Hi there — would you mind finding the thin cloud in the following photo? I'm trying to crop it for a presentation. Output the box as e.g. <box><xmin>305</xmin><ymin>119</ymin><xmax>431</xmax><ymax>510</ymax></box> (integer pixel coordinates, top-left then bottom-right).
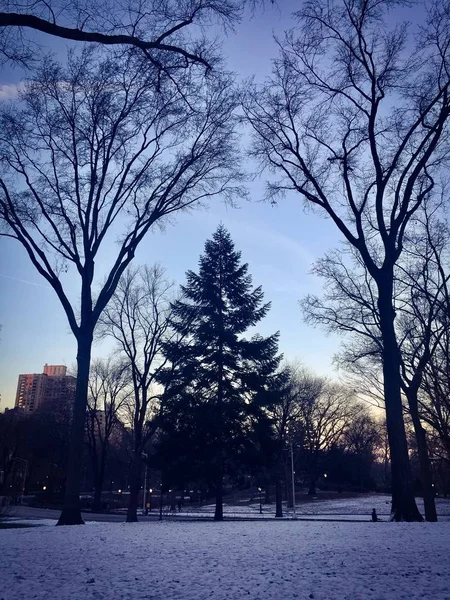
<box><xmin>212</xmin><ymin>214</ymin><xmax>316</xmax><ymax>267</ymax></box>
<box><xmin>0</xmin><ymin>273</ymin><xmax>51</xmax><ymax>289</ymax></box>
<box><xmin>0</xmin><ymin>82</ymin><xmax>25</xmax><ymax>101</ymax></box>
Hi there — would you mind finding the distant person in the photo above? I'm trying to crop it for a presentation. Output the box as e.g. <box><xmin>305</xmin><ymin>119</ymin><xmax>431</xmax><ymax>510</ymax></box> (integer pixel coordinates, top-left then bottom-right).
<box><xmin>371</xmin><ymin>508</ymin><xmax>379</xmax><ymax>522</ymax></box>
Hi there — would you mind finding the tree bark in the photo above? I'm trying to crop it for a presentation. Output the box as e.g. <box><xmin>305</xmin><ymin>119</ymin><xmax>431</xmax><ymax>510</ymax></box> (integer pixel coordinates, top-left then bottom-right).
<box><xmin>308</xmin><ymin>479</ymin><xmax>317</xmax><ymax>496</ymax></box>
<box><xmin>126</xmin><ymin>452</ymin><xmax>142</xmax><ymax>523</ymax></box>
<box><xmin>407</xmin><ymin>390</ymin><xmax>437</xmax><ymax>521</ymax></box>
<box><xmin>378</xmin><ymin>275</ymin><xmax>423</xmax><ymax>521</ymax></box>
<box><xmin>443</xmin><ymin>436</ymin><xmax>450</xmax><ymax>463</ymax></box>
<box><xmin>275</xmin><ymin>477</ymin><xmax>283</xmax><ymax>517</ymax></box>
<box><xmin>57</xmin><ymin>330</ymin><xmax>93</xmax><ymax>525</ymax></box>
<box><xmin>214</xmin><ymin>470</ymin><xmax>224</xmax><ymax>521</ymax></box>
<box><xmin>93</xmin><ymin>484</ymin><xmax>102</xmax><ymax>512</ymax></box>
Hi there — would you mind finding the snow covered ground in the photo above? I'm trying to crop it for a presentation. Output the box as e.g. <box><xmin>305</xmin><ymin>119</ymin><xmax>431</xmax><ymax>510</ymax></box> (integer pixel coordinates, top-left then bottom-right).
<box><xmin>6</xmin><ymin>493</ymin><xmax>450</xmax><ymax>522</ymax></box>
<box><xmin>1</xmin><ymin>519</ymin><xmax>450</xmax><ymax>600</ymax></box>
<box><xmin>165</xmin><ymin>493</ymin><xmax>450</xmax><ymax>520</ymax></box>
<box><xmin>290</xmin><ymin>494</ymin><xmax>450</xmax><ymax>517</ymax></box>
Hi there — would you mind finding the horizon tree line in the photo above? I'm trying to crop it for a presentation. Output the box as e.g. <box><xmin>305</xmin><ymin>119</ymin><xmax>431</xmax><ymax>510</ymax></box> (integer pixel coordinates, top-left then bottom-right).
<box><xmin>4</xmin><ymin>225</ymin><xmax>450</xmax><ymax>523</ymax></box>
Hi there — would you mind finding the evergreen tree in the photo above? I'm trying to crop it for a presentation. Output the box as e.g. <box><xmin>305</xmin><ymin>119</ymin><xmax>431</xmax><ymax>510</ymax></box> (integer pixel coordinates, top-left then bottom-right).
<box><xmin>159</xmin><ymin>225</ymin><xmax>281</xmax><ymax>520</ymax></box>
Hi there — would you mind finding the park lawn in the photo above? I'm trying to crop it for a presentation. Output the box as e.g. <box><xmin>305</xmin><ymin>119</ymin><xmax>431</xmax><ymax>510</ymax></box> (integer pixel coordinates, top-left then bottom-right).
<box><xmin>1</xmin><ymin>519</ymin><xmax>449</xmax><ymax>600</ymax></box>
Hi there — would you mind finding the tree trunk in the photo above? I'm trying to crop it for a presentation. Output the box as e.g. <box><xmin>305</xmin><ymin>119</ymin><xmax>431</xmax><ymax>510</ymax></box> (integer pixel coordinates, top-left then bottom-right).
<box><xmin>214</xmin><ymin>471</ymin><xmax>223</xmax><ymax>521</ymax></box>
<box><xmin>415</xmin><ymin>423</ymin><xmax>437</xmax><ymax>522</ymax></box>
<box><xmin>308</xmin><ymin>480</ymin><xmax>317</xmax><ymax>496</ymax></box>
<box><xmin>93</xmin><ymin>453</ymin><xmax>107</xmax><ymax>512</ymax></box>
<box><xmin>308</xmin><ymin>455</ymin><xmax>318</xmax><ymax>496</ymax></box>
<box><xmin>378</xmin><ymin>276</ymin><xmax>422</xmax><ymax>521</ymax></box>
<box><xmin>89</xmin><ymin>445</ymin><xmax>100</xmax><ymax>510</ymax></box>
<box><xmin>93</xmin><ymin>483</ymin><xmax>102</xmax><ymax>512</ymax></box>
<box><xmin>57</xmin><ymin>330</ymin><xmax>93</xmax><ymax>525</ymax></box>
<box><xmin>275</xmin><ymin>478</ymin><xmax>283</xmax><ymax>517</ymax></box>
<box><xmin>407</xmin><ymin>390</ymin><xmax>437</xmax><ymax>521</ymax></box>
<box><xmin>126</xmin><ymin>452</ymin><xmax>142</xmax><ymax>523</ymax></box>
<box><xmin>440</xmin><ymin>433</ymin><xmax>450</xmax><ymax>463</ymax></box>
<box><xmin>94</xmin><ymin>446</ymin><xmax>108</xmax><ymax>512</ymax></box>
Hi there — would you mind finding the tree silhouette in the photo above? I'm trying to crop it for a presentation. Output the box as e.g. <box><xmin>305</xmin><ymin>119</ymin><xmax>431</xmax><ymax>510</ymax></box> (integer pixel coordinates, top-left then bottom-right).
<box><xmin>159</xmin><ymin>225</ymin><xmax>281</xmax><ymax>520</ymax></box>
<box><xmin>302</xmin><ymin>211</ymin><xmax>449</xmax><ymax>521</ymax></box>
<box><xmin>243</xmin><ymin>0</ymin><xmax>450</xmax><ymax>520</ymax></box>
<box><xmin>0</xmin><ymin>49</ymin><xmax>242</xmax><ymax>525</ymax></box>
<box><xmin>99</xmin><ymin>265</ymin><xmax>176</xmax><ymax>523</ymax></box>
<box><xmin>0</xmin><ymin>0</ymin><xmax>242</xmax><ymax>68</ymax></box>
<box><xmin>86</xmin><ymin>358</ymin><xmax>130</xmax><ymax>512</ymax></box>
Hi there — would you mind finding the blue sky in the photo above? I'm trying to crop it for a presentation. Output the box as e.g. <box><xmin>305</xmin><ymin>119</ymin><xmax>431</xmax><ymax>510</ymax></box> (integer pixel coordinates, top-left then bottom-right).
<box><xmin>0</xmin><ymin>2</ymin><xmax>369</xmax><ymax>408</ymax></box>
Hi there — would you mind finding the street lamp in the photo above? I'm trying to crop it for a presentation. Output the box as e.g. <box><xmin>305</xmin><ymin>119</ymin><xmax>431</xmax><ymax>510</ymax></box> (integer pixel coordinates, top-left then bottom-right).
<box><xmin>159</xmin><ymin>483</ymin><xmax>163</xmax><ymax>521</ymax></box>
<box><xmin>258</xmin><ymin>487</ymin><xmax>262</xmax><ymax>514</ymax></box>
<box><xmin>142</xmin><ymin>452</ymin><xmax>148</xmax><ymax>515</ymax></box>
<box><xmin>290</xmin><ymin>440</ymin><xmax>297</xmax><ymax>520</ymax></box>
<box><xmin>285</xmin><ymin>428</ymin><xmax>297</xmax><ymax>520</ymax></box>
<box><xmin>148</xmin><ymin>489</ymin><xmax>153</xmax><ymax>513</ymax></box>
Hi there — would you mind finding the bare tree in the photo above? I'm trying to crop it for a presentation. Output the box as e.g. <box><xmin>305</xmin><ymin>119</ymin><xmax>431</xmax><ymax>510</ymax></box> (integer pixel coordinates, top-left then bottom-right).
<box><xmin>343</xmin><ymin>408</ymin><xmax>383</xmax><ymax>490</ymax></box>
<box><xmin>243</xmin><ymin>0</ymin><xmax>450</xmax><ymax>520</ymax></box>
<box><xmin>419</xmin><ymin>219</ymin><xmax>450</xmax><ymax>461</ymax></box>
<box><xmin>296</xmin><ymin>380</ymin><xmax>356</xmax><ymax>495</ymax></box>
<box><xmin>86</xmin><ymin>358</ymin><xmax>130</xmax><ymax>512</ymax></box>
<box><xmin>344</xmin><ymin>409</ymin><xmax>381</xmax><ymax>456</ymax></box>
<box><xmin>302</xmin><ymin>219</ymin><xmax>447</xmax><ymax>520</ymax></box>
<box><xmin>99</xmin><ymin>265</ymin><xmax>175</xmax><ymax>522</ymax></box>
<box><xmin>0</xmin><ymin>47</ymin><xmax>242</xmax><ymax>525</ymax></box>
<box><xmin>421</xmin><ymin>340</ymin><xmax>450</xmax><ymax>461</ymax></box>
<box><xmin>0</xmin><ymin>0</ymin><xmax>242</xmax><ymax>69</ymax></box>
<box><xmin>265</xmin><ymin>363</ymin><xmax>323</xmax><ymax>516</ymax></box>
<box><xmin>395</xmin><ymin>216</ymin><xmax>449</xmax><ymax>520</ymax></box>
<box><xmin>266</xmin><ymin>365</ymin><xmax>355</xmax><ymax>505</ymax></box>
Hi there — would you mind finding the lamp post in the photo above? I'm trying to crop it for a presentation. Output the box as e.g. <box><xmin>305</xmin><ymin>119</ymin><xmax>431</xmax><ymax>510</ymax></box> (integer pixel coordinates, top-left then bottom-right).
<box><xmin>159</xmin><ymin>483</ymin><xmax>163</xmax><ymax>521</ymax></box>
<box><xmin>290</xmin><ymin>440</ymin><xmax>296</xmax><ymax>520</ymax></box>
<box><xmin>258</xmin><ymin>487</ymin><xmax>262</xmax><ymax>514</ymax></box>
<box><xmin>148</xmin><ymin>489</ymin><xmax>153</xmax><ymax>513</ymax></box>
<box><xmin>142</xmin><ymin>452</ymin><xmax>148</xmax><ymax>515</ymax></box>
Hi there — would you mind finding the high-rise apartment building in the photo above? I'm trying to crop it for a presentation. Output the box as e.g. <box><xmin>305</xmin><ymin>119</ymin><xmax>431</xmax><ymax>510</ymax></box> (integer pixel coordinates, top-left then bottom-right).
<box><xmin>43</xmin><ymin>364</ymin><xmax>67</xmax><ymax>377</ymax></box>
<box><xmin>15</xmin><ymin>365</ymin><xmax>75</xmax><ymax>413</ymax></box>
<box><xmin>15</xmin><ymin>373</ymin><xmax>48</xmax><ymax>412</ymax></box>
